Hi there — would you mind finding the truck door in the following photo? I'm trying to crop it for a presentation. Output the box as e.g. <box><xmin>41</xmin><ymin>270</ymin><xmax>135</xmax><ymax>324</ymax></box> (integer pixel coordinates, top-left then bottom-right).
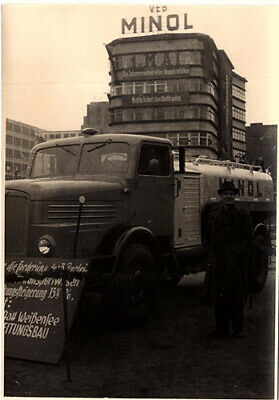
<box><xmin>174</xmin><ymin>173</ymin><xmax>201</xmax><ymax>247</ymax></box>
<box><xmin>133</xmin><ymin>142</ymin><xmax>174</xmax><ymax>237</ymax></box>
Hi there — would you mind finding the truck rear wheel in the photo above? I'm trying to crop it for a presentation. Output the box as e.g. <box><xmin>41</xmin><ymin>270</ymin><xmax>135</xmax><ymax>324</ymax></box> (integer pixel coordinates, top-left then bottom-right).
<box><xmin>252</xmin><ymin>233</ymin><xmax>269</xmax><ymax>292</ymax></box>
<box><xmin>103</xmin><ymin>243</ymin><xmax>157</xmax><ymax>328</ymax></box>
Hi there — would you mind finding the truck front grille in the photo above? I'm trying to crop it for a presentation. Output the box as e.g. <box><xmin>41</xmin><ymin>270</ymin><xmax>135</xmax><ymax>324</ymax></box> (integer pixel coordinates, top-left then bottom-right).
<box><xmin>5</xmin><ymin>191</ymin><xmax>29</xmax><ymax>255</ymax></box>
<box><xmin>48</xmin><ymin>203</ymin><xmax>117</xmax><ymax>223</ymax></box>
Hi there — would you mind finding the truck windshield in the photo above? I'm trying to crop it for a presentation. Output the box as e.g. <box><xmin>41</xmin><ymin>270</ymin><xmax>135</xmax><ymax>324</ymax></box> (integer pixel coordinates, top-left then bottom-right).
<box><xmin>31</xmin><ymin>145</ymin><xmax>79</xmax><ymax>178</ymax></box>
<box><xmin>79</xmin><ymin>142</ymin><xmax>130</xmax><ymax>176</ymax></box>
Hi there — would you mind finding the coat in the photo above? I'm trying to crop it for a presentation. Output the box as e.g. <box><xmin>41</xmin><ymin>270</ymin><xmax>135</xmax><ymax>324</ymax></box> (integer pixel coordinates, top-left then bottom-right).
<box><xmin>203</xmin><ymin>202</ymin><xmax>253</xmax><ymax>307</ymax></box>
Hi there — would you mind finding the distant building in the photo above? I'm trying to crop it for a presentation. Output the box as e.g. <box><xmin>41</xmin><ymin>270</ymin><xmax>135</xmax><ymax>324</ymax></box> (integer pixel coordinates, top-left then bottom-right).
<box><xmin>81</xmin><ymin>101</ymin><xmax>111</xmax><ymax>133</ymax></box>
<box><xmin>106</xmin><ymin>32</ymin><xmax>247</xmax><ymax>160</ymax></box>
<box><xmin>41</xmin><ymin>130</ymin><xmax>81</xmax><ymax>141</ymax></box>
<box><xmin>232</xmin><ymin>72</ymin><xmax>247</xmax><ymax>160</ymax></box>
<box><xmin>5</xmin><ymin>118</ymin><xmax>45</xmax><ymax>180</ymax></box>
<box><xmin>246</xmin><ymin>123</ymin><xmax>277</xmax><ymax>183</ymax></box>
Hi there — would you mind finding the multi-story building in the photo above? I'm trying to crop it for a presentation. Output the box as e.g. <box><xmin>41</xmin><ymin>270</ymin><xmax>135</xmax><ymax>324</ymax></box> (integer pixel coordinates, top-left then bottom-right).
<box><xmin>106</xmin><ymin>33</ymin><xmax>247</xmax><ymax>160</ymax></box>
<box><xmin>41</xmin><ymin>130</ymin><xmax>81</xmax><ymax>141</ymax></box>
<box><xmin>232</xmin><ymin>72</ymin><xmax>247</xmax><ymax>160</ymax></box>
<box><xmin>5</xmin><ymin>118</ymin><xmax>45</xmax><ymax>180</ymax></box>
<box><xmin>246</xmin><ymin>123</ymin><xmax>277</xmax><ymax>184</ymax></box>
<box><xmin>81</xmin><ymin>101</ymin><xmax>111</xmax><ymax>133</ymax></box>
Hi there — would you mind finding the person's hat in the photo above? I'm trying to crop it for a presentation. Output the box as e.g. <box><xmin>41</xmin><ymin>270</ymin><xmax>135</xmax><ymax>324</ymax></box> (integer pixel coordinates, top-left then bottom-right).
<box><xmin>217</xmin><ymin>181</ymin><xmax>239</xmax><ymax>195</ymax></box>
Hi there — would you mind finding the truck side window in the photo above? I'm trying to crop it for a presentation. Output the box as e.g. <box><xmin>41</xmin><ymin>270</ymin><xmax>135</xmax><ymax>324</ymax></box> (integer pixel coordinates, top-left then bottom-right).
<box><xmin>138</xmin><ymin>144</ymin><xmax>170</xmax><ymax>176</ymax></box>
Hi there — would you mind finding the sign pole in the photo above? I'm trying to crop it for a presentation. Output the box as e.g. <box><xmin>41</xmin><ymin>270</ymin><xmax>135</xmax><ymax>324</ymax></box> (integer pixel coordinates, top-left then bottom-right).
<box><xmin>62</xmin><ymin>272</ymin><xmax>72</xmax><ymax>382</ymax></box>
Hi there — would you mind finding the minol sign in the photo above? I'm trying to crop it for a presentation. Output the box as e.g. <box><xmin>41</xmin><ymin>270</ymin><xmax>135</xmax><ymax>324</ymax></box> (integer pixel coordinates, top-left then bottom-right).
<box><xmin>122</xmin><ymin>6</ymin><xmax>193</xmax><ymax>34</ymax></box>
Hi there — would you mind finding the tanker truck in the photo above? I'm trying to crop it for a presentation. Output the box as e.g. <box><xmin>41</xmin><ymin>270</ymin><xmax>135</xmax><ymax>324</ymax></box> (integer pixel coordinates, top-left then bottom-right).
<box><xmin>5</xmin><ymin>132</ymin><xmax>275</xmax><ymax>326</ymax></box>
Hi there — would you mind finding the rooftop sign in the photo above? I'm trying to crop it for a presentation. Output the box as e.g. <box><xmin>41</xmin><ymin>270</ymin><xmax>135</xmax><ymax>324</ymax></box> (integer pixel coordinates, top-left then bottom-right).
<box><xmin>122</xmin><ymin>6</ymin><xmax>193</xmax><ymax>35</ymax></box>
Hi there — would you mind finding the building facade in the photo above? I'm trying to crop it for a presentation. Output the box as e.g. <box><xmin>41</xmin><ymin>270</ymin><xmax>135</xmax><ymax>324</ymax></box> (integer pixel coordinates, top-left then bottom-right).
<box><xmin>246</xmin><ymin>123</ymin><xmax>277</xmax><ymax>183</ymax></box>
<box><xmin>41</xmin><ymin>130</ymin><xmax>81</xmax><ymax>141</ymax></box>
<box><xmin>5</xmin><ymin>119</ymin><xmax>83</xmax><ymax>180</ymax></box>
<box><xmin>82</xmin><ymin>101</ymin><xmax>111</xmax><ymax>133</ymax></box>
<box><xmin>106</xmin><ymin>33</ymin><xmax>246</xmax><ymax>160</ymax></box>
<box><xmin>232</xmin><ymin>72</ymin><xmax>247</xmax><ymax>160</ymax></box>
<box><xmin>5</xmin><ymin>119</ymin><xmax>45</xmax><ymax>180</ymax></box>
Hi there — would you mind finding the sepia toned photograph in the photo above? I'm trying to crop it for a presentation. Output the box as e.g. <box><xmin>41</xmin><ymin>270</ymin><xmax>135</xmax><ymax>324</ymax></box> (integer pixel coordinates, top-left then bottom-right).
<box><xmin>2</xmin><ymin>2</ymin><xmax>277</xmax><ymax>398</ymax></box>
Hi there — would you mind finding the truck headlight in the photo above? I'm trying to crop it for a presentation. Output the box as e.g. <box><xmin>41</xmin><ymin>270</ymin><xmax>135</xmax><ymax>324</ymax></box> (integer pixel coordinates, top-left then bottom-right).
<box><xmin>38</xmin><ymin>235</ymin><xmax>56</xmax><ymax>256</ymax></box>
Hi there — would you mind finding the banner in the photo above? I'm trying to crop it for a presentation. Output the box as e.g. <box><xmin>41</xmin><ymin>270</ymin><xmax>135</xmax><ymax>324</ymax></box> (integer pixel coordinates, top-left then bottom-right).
<box><xmin>122</xmin><ymin>92</ymin><xmax>190</xmax><ymax>107</ymax></box>
<box><xmin>4</xmin><ymin>257</ymin><xmax>89</xmax><ymax>364</ymax></box>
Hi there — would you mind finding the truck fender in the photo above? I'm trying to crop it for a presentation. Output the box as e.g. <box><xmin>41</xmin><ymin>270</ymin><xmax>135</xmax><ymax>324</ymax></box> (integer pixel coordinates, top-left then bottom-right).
<box><xmin>253</xmin><ymin>223</ymin><xmax>271</xmax><ymax>246</ymax></box>
<box><xmin>111</xmin><ymin>226</ymin><xmax>162</xmax><ymax>274</ymax></box>
<box><xmin>251</xmin><ymin>223</ymin><xmax>272</xmax><ymax>292</ymax></box>
<box><xmin>253</xmin><ymin>223</ymin><xmax>272</xmax><ymax>254</ymax></box>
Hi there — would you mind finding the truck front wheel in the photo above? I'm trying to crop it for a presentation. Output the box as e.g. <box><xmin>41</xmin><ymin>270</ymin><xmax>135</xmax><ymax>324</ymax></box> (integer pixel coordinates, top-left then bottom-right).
<box><xmin>103</xmin><ymin>243</ymin><xmax>157</xmax><ymax>328</ymax></box>
<box><xmin>251</xmin><ymin>233</ymin><xmax>269</xmax><ymax>292</ymax></box>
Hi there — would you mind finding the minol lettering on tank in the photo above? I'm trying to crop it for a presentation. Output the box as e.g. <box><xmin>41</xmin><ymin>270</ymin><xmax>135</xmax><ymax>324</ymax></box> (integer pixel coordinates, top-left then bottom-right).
<box><xmin>219</xmin><ymin>178</ymin><xmax>263</xmax><ymax>198</ymax></box>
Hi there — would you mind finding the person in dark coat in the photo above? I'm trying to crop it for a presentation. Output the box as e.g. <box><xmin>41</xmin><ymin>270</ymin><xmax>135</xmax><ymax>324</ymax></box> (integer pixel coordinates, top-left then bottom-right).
<box><xmin>204</xmin><ymin>181</ymin><xmax>253</xmax><ymax>337</ymax></box>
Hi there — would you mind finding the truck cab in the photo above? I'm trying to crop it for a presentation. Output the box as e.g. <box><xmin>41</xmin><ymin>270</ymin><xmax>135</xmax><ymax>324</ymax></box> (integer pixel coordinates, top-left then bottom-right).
<box><xmin>5</xmin><ymin>134</ymin><xmax>174</xmax><ymax>261</ymax></box>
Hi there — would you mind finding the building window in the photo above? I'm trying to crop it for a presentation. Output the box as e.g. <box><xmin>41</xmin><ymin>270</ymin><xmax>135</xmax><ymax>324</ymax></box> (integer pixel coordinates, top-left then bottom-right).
<box><xmin>22</xmin><ymin>139</ymin><xmax>29</xmax><ymax>148</ymax></box>
<box><xmin>22</xmin><ymin>151</ymin><xmax>29</xmax><ymax>160</ymax></box>
<box><xmin>125</xmin><ymin>82</ymin><xmax>134</xmax><ymax>94</ymax></box>
<box><xmin>6</xmin><ymin>121</ymin><xmax>13</xmax><ymax>130</ymax></box>
<box><xmin>145</xmin><ymin>81</ymin><xmax>156</xmax><ymax>94</ymax></box>
<box><xmin>233</xmin><ymin>149</ymin><xmax>246</xmax><ymax>159</ymax></box>
<box><xmin>111</xmin><ymin>105</ymin><xmax>218</xmax><ymax>123</ymax></box>
<box><xmin>22</xmin><ymin>126</ymin><xmax>29</xmax><ymax>135</ymax></box>
<box><xmin>14</xmin><ymin>124</ymin><xmax>22</xmax><ymax>133</ymax></box>
<box><xmin>14</xmin><ymin>150</ymin><xmax>21</xmax><ymax>160</ymax></box>
<box><xmin>135</xmin><ymin>82</ymin><xmax>144</xmax><ymax>94</ymax></box>
<box><xmin>200</xmin><ymin>132</ymin><xmax>207</xmax><ymax>146</ymax></box>
<box><xmin>6</xmin><ymin>148</ymin><xmax>13</xmax><ymax>158</ymax></box>
<box><xmin>232</xmin><ymin>106</ymin><xmax>246</xmax><ymax>122</ymax></box>
<box><xmin>232</xmin><ymin>85</ymin><xmax>245</xmax><ymax>101</ymax></box>
<box><xmin>115</xmin><ymin>109</ymin><xmax>123</xmax><ymax>122</ymax></box>
<box><xmin>166</xmin><ymin>133</ymin><xmax>179</xmax><ymax>146</ymax></box>
<box><xmin>232</xmin><ymin>127</ymin><xmax>246</xmax><ymax>142</ymax></box>
<box><xmin>6</xmin><ymin>135</ymin><xmax>13</xmax><ymax>144</ymax></box>
<box><xmin>14</xmin><ymin>137</ymin><xmax>21</xmax><ymax>147</ymax></box>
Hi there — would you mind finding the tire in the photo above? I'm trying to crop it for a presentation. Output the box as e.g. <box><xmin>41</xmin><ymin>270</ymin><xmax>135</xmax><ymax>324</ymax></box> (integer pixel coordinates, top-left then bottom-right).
<box><xmin>102</xmin><ymin>243</ymin><xmax>157</xmax><ymax>329</ymax></box>
<box><xmin>251</xmin><ymin>233</ymin><xmax>269</xmax><ymax>292</ymax></box>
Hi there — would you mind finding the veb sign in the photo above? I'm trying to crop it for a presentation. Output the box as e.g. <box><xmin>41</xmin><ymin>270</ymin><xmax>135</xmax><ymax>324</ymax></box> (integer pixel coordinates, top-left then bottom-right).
<box><xmin>122</xmin><ymin>6</ymin><xmax>193</xmax><ymax>35</ymax></box>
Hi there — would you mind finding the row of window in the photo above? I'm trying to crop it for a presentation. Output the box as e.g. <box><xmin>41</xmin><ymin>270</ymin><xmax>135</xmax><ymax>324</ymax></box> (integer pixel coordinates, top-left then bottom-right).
<box><xmin>45</xmin><ymin>133</ymin><xmax>78</xmax><ymax>140</ymax></box>
<box><xmin>166</xmin><ymin>131</ymin><xmax>218</xmax><ymax>149</ymax></box>
<box><xmin>110</xmin><ymin>79</ymin><xmax>218</xmax><ymax>98</ymax></box>
<box><xmin>6</xmin><ymin>148</ymin><xmax>30</xmax><ymax>160</ymax></box>
<box><xmin>6</xmin><ymin>121</ymin><xmax>37</xmax><ymax>137</ymax></box>
<box><xmin>112</xmin><ymin>50</ymin><xmax>203</xmax><ymax>70</ymax></box>
<box><xmin>6</xmin><ymin>134</ymin><xmax>36</xmax><ymax>149</ymax></box>
<box><xmin>232</xmin><ymin>85</ymin><xmax>245</xmax><ymax>101</ymax></box>
<box><xmin>232</xmin><ymin>106</ymin><xmax>246</xmax><ymax>122</ymax></box>
<box><xmin>232</xmin><ymin>127</ymin><xmax>246</xmax><ymax>142</ymax></box>
<box><xmin>233</xmin><ymin>149</ymin><xmax>246</xmax><ymax>159</ymax></box>
<box><xmin>6</xmin><ymin>162</ymin><xmax>28</xmax><ymax>175</ymax></box>
<box><xmin>111</xmin><ymin>105</ymin><xmax>217</xmax><ymax>124</ymax></box>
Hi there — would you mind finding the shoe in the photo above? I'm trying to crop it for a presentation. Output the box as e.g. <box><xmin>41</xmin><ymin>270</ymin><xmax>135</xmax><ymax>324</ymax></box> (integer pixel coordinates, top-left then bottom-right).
<box><xmin>208</xmin><ymin>330</ymin><xmax>229</xmax><ymax>338</ymax></box>
<box><xmin>233</xmin><ymin>331</ymin><xmax>244</xmax><ymax>338</ymax></box>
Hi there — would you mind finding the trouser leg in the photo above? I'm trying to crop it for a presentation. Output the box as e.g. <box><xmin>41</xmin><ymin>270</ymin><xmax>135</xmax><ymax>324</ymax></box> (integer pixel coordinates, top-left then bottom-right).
<box><xmin>214</xmin><ymin>299</ymin><xmax>230</xmax><ymax>334</ymax></box>
<box><xmin>230</xmin><ymin>303</ymin><xmax>244</xmax><ymax>334</ymax></box>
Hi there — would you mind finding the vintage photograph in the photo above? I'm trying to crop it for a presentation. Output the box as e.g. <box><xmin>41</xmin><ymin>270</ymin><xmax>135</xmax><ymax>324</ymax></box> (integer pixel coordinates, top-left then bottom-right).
<box><xmin>2</xmin><ymin>2</ymin><xmax>277</xmax><ymax>398</ymax></box>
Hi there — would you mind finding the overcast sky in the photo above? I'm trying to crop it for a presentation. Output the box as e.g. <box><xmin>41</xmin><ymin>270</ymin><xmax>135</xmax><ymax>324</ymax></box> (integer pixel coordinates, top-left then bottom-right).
<box><xmin>2</xmin><ymin>2</ymin><xmax>279</xmax><ymax>131</ymax></box>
